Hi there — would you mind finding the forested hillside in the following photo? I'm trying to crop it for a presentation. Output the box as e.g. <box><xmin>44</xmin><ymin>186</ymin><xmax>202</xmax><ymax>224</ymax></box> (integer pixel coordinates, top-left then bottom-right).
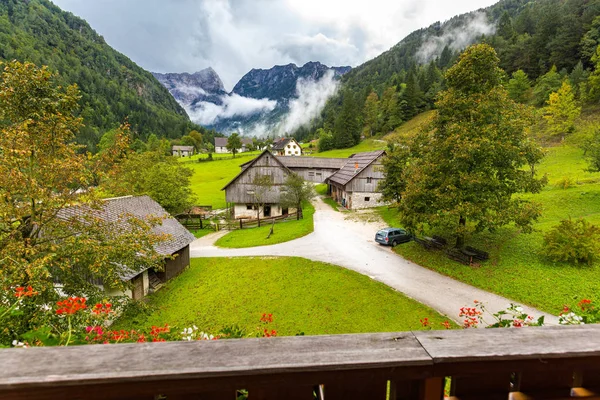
<box><xmin>309</xmin><ymin>0</ymin><xmax>600</xmax><ymax>150</ymax></box>
<box><xmin>0</xmin><ymin>0</ymin><xmax>200</xmax><ymax>151</ymax></box>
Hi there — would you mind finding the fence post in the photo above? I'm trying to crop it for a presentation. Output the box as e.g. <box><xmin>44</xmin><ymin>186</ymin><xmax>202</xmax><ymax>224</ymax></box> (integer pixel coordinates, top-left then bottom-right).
<box><xmin>200</xmin><ymin>218</ymin><xmax>203</xmax><ymax>230</ymax></box>
<box><xmin>240</xmin><ymin>219</ymin><xmax>243</xmax><ymax>230</ymax></box>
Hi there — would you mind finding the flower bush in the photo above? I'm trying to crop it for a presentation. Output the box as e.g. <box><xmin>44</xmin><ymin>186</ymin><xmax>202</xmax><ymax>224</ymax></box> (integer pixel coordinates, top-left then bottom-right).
<box><xmin>458</xmin><ymin>301</ymin><xmax>544</xmax><ymax>329</ymax></box>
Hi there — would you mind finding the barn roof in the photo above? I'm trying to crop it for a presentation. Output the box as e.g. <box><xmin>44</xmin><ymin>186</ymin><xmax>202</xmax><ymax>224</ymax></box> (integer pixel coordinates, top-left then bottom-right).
<box><xmin>172</xmin><ymin>145</ymin><xmax>194</xmax><ymax>152</ymax></box>
<box><xmin>58</xmin><ymin>195</ymin><xmax>195</xmax><ymax>257</ymax></box>
<box><xmin>276</xmin><ymin>156</ymin><xmax>347</xmax><ymax>169</ymax></box>
<box><xmin>327</xmin><ymin>150</ymin><xmax>386</xmax><ymax>187</ymax></box>
<box><xmin>221</xmin><ymin>149</ymin><xmax>291</xmax><ymax>191</ymax></box>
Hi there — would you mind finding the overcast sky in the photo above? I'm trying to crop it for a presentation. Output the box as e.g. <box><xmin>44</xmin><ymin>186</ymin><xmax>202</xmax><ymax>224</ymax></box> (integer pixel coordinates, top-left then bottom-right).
<box><xmin>51</xmin><ymin>0</ymin><xmax>499</xmax><ymax>91</ymax></box>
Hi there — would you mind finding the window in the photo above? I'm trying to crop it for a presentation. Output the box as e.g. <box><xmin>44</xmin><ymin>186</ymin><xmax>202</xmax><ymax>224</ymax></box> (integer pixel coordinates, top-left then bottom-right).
<box><xmin>366</xmin><ymin>177</ymin><xmax>373</xmax><ymax>184</ymax></box>
<box><xmin>265</xmin><ymin>156</ymin><xmax>270</xmax><ymax>165</ymax></box>
<box><xmin>316</xmin><ymin>172</ymin><xmax>322</xmax><ymax>177</ymax></box>
<box><xmin>308</xmin><ymin>172</ymin><xmax>315</xmax><ymax>177</ymax></box>
<box><xmin>287</xmin><ymin>144</ymin><xmax>291</xmax><ymax>148</ymax></box>
<box><xmin>246</xmin><ymin>204</ymin><xmax>253</xmax><ymax>210</ymax></box>
<box><xmin>292</xmin><ymin>144</ymin><xmax>296</xmax><ymax>149</ymax></box>
<box><xmin>295</xmin><ymin>151</ymin><xmax>298</xmax><ymax>155</ymax></box>
<box><xmin>365</xmin><ymin>197</ymin><xmax>370</xmax><ymax>202</ymax></box>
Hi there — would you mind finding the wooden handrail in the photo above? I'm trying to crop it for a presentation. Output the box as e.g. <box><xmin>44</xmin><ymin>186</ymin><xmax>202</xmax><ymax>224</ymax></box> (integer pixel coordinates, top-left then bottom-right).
<box><xmin>3</xmin><ymin>325</ymin><xmax>600</xmax><ymax>399</ymax></box>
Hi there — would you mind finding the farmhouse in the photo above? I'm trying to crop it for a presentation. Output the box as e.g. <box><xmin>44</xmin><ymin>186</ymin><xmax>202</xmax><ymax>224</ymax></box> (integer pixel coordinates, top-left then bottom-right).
<box><xmin>272</xmin><ymin>138</ymin><xmax>302</xmax><ymax>156</ymax></box>
<box><xmin>214</xmin><ymin>137</ymin><xmax>254</xmax><ymax>154</ymax></box>
<box><xmin>327</xmin><ymin>150</ymin><xmax>386</xmax><ymax>210</ymax></box>
<box><xmin>171</xmin><ymin>145</ymin><xmax>194</xmax><ymax>157</ymax></box>
<box><xmin>223</xmin><ymin>150</ymin><xmax>294</xmax><ymax>219</ymax></box>
<box><xmin>224</xmin><ymin>149</ymin><xmax>387</xmax><ymax>217</ymax></box>
<box><xmin>58</xmin><ymin>195</ymin><xmax>195</xmax><ymax>299</ymax></box>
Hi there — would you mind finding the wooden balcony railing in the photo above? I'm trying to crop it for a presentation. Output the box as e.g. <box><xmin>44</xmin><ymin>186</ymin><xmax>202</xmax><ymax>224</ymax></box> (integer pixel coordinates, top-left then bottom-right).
<box><xmin>2</xmin><ymin>325</ymin><xmax>600</xmax><ymax>400</ymax></box>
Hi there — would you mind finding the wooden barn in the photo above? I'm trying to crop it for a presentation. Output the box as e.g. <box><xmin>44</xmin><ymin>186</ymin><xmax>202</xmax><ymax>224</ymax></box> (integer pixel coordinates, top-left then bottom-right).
<box><xmin>326</xmin><ymin>150</ymin><xmax>387</xmax><ymax>210</ymax></box>
<box><xmin>58</xmin><ymin>195</ymin><xmax>196</xmax><ymax>299</ymax></box>
<box><xmin>223</xmin><ymin>150</ymin><xmax>296</xmax><ymax>219</ymax></box>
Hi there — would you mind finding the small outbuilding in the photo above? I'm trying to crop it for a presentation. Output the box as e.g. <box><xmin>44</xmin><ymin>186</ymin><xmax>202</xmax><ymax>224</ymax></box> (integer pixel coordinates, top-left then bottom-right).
<box><xmin>58</xmin><ymin>195</ymin><xmax>196</xmax><ymax>299</ymax></box>
<box><xmin>326</xmin><ymin>150</ymin><xmax>387</xmax><ymax>210</ymax></box>
<box><xmin>172</xmin><ymin>145</ymin><xmax>195</xmax><ymax>157</ymax></box>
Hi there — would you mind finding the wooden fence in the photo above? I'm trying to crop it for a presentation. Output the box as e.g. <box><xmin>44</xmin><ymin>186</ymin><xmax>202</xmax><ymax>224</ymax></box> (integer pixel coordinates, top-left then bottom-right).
<box><xmin>3</xmin><ymin>325</ymin><xmax>600</xmax><ymax>399</ymax></box>
<box><xmin>221</xmin><ymin>212</ymin><xmax>300</xmax><ymax>231</ymax></box>
<box><xmin>177</xmin><ymin>211</ymin><xmax>300</xmax><ymax>232</ymax></box>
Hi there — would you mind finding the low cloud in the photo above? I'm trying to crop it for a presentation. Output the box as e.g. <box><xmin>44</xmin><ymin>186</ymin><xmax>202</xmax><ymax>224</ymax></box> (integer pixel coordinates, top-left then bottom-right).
<box><xmin>188</xmin><ymin>94</ymin><xmax>277</xmax><ymax>126</ymax></box>
<box><xmin>278</xmin><ymin>70</ymin><xmax>340</xmax><ymax>134</ymax></box>
<box><xmin>416</xmin><ymin>12</ymin><xmax>495</xmax><ymax>63</ymax></box>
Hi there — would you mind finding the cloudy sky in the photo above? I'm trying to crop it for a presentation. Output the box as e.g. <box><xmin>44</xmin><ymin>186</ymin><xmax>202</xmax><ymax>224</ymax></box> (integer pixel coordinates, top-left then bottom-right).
<box><xmin>52</xmin><ymin>0</ymin><xmax>499</xmax><ymax>90</ymax></box>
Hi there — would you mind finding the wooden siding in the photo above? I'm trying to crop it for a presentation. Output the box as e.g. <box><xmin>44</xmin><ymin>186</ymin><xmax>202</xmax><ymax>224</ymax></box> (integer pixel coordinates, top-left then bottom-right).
<box><xmin>347</xmin><ymin>158</ymin><xmax>386</xmax><ymax>193</ymax></box>
<box><xmin>225</xmin><ymin>152</ymin><xmax>290</xmax><ymax>204</ymax></box>
<box><xmin>157</xmin><ymin>245</ymin><xmax>190</xmax><ymax>282</ymax></box>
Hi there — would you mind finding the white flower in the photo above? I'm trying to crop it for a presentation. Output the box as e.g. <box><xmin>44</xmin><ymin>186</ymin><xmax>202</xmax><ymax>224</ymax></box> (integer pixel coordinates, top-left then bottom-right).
<box><xmin>12</xmin><ymin>340</ymin><xmax>27</xmax><ymax>348</ymax></box>
<box><xmin>514</xmin><ymin>306</ymin><xmax>524</xmax><ymax>313</ymax></box>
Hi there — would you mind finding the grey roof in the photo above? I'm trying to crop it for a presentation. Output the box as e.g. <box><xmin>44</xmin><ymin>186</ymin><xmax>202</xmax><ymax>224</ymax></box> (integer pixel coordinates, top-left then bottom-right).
<box><xmin>222</xmin><ymin>149</ymin><xmax>291</xmax><ymax>190</ymax></box>
<box><xmin>58</xmin><ymin>195</ymin><xmax>195</xmax><ymax>257</ymax></box>
<box><xmin>215</xmin><ymin>137</ymin><xmax>253</xmax><ymax>147</ymax></box>
<box><xmin>172</xmin><ymin>145</ymin><xmax>194</xmax><ymax>152</ymax></box>
<box><xmin>327</xmin><ymin>150</ymin><xmax>386</xmax><ymax>187</ymax></box>
<box><xmin>272</xmin><ymin>138</ymin><xmax>293</xmax><ymax>150</ymax></box>
<box><xmin>276</xmin><ymin>156</ymin><xmax>347</xmax><ymax>169</ymax></box>
<box><xmin>214</xmin><ymin>137</ymin><xmax>228</xmax><ymax>147</ymax></box>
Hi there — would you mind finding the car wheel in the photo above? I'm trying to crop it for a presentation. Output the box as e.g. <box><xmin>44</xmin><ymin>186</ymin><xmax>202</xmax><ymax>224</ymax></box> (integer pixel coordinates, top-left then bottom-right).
<box><xmin>391</xmin><ymin>240</ymin><xmax>398</xmax><ymax>246</ymax></box>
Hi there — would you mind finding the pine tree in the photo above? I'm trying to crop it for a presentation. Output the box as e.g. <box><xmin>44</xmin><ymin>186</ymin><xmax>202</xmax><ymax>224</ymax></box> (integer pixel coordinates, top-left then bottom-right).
<box><xmin>533</xmin><ymin>66</ymin><xmax>563</xmax><ymax>105</ymax></box>
<box><xmin>363</xmin><ymin>90</ymin><xmax>380</xmax><ymax>137</ymax></box>
<box><xmin>333</xmin><ymin>92</ymin><xmax>360</xmax><ymax>148</ymax></box>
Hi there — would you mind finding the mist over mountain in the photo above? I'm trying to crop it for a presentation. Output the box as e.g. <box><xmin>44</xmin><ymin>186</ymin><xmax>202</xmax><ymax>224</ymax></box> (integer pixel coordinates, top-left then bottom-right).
<box><xmin>157</xmin><ymin>61</ymin><xmax>351</xmax><ymax>137</ymax></box>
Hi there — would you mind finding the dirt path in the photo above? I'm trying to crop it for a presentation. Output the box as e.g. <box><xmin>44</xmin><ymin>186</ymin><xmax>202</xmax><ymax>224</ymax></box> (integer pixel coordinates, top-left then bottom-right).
<box><xmin>190</xmin><ymin>197</ymin><xmax>559</xmax><ymax>325</ymax></box>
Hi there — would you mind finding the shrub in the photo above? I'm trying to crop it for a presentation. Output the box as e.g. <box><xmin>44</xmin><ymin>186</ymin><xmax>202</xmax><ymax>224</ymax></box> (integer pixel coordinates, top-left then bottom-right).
<box><xmin>543</xmin><ymin>218</ymin><xmax>600</xmax><ymax>265</ymax></box>
<box><xmin>557</xmin><ymin>176</ymin><xmax>574</xmax><ymax>189</ymax></box>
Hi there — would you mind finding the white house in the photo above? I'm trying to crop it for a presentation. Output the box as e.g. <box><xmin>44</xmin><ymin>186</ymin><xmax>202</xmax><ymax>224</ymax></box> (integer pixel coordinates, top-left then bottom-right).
<box><xmin>272</xmin><ymin>138</ymin><xmax>302</xmax><ymax>156</ymax></box>
<box><xmin>214</xmin><ymin>137</ymin><xmax>254</xmax><ymax>154</ymax></box>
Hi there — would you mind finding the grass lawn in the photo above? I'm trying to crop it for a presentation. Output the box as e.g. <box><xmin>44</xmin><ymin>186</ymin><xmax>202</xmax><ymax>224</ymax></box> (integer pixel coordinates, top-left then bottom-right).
<box><xmin>114</xmin><ymin>257</ymin><xmax>456</xmax><ymax>335</ymax></box>
<box><xmin>183</xmin><ymin>154</ymin><xmax>256</xmax><ymax>209</ymax></box>
<box><xmin>311</xmin><ymin>139</ymin><xmax>387</xmax><ymax>158</ymax></box>
<box><xmin>214</xmin><ymin>202</ymin><xmax>315</xmax><ymax>248</ymax></box>
<box><xmin>178</xmin><ymin>151</ymin><xmax>261</xmax><ymax>163</ymax></box>
<box><xmin>379</xmin><ymin>144</ymin><xmax>600</xmax><ymax>314</ymax></box>
<box><xmin>190</xmin><ymin>229</ymin><xmax>214</xmax><ymax>239</ymax></box>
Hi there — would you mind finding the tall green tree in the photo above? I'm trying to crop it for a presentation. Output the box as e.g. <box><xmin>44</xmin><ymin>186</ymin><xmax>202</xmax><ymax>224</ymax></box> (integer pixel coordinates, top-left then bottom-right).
<box><xmin>363</xmin><ymin>90</ymin><xmax>380</xmax><ymax>137</ymax></box>
<box><xmin>544</xmin><ymin>80</ymin><xmax>581</xmax><ymax>136</ymax></box>
<box><xmin>507</xmin><ymin>70</ymin><xmax>532</xmax><ymax>104</ymax></box>
<box><xmin>333</xmin><ymin>92</ymin><xmax>360</xmax><ymax>148</ymax></box>
<box><xmin>533</xmin><ymin>66</ymin><xmax>563</xmax><ymax>105</ymax></box>
<box><xmin>226</xmin><ymin>133</ymin><xmax>243</xmax><ymax>158</ymax></box>
<box><xmin>399</xmin><ymin>44</ymin><xmax>546</xmax><ymax>247</ymax></box>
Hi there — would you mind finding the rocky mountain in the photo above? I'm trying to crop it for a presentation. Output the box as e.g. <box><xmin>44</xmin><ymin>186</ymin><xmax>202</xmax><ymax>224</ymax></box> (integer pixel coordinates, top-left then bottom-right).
<box><xmin>156</xmin><ymin>61</ymin><xmax>350</xmax><ymax>136</ymax></box>
<box><xmin>153</xmin><ymin>68</ymin><xmax>227</xmax><ymax>106</ymax></box>
<box><xmin>232</xmin><ymin>62</ymin><xmax>351</xmax><ymax>103</ymax></box>
<box><xmin>0</xmin><ymin>0</ymin><xmax>200</xmax><ymax>151</ymax></box>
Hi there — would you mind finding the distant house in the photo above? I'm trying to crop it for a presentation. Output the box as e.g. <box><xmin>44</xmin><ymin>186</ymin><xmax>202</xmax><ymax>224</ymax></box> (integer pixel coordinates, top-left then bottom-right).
<box><xmin>172</xmin><ymin>145</ymin><xmax>194</xmax><ymax>157</ymax></box>
<box><xmin>272</xmin><ymin>138</ymin><xmax>302</xmax><ymax>156</ymax></box>
<box><xmin>214</xmin><ymin>137</ymin><xmax>254</xmax><ymax>154</ymax></box>
<box><xmin>58</xmin><ymin>195</ymin><xmax>196</xmax><ymax>299</ymax></box>
<box><xmin>326</xmin><ymin>150</ymin><xmax>387</xmax><ymax>210</ymax></box>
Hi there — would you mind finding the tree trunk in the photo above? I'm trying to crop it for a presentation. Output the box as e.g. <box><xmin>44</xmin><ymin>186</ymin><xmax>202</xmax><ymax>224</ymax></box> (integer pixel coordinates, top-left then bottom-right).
<box><xmin>297</xmin><ymin>204</ymin><xmax>301</xmax><ymax>220</ymax></box>
<box><xmin>455</xmin><ymin>216</ymin><xmax>466</xmax><ymax>248</ymax></box>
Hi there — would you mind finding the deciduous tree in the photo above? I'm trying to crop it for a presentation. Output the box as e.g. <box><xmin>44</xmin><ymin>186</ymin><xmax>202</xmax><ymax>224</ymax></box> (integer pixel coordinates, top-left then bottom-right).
<box><xmin>227</xmin><ymin>132</ymin><xmax>242</xmax><ymax>157</ymax></box>
<box><xmin>0</xmin><ymin>61</ymin><xmax>166</xmax><ymax>315</ymax></box>
<box><xmin>399</xmin><ymin>44</ymin><xmax>546</xmax><ymax>247</ymax></box>
<box><xmin>280</xmin><ymin>174</ymin><xmax>316</xmax><ymax>220</ymax></box>
<box><xmin>544</xmin><ymin>80</ymin><xmax>581</xmax><ymax>136</ymax></box>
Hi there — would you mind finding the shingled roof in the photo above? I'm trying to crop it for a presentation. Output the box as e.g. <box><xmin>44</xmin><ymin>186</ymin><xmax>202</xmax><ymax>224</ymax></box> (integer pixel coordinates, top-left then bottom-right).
<box><xmin>327</xmin><ymin>150</ymin><xmax>386</xmax><ymax>187</ymax></box>
<box><xmin>272</xmin><ymin>138</ymin><xmax>293</xmax><ymax>150</ymax></box>
<box><xmin>172</xmin><ymin>145</ymin><xmax>194</xmax><ymax>152</ymax></box>
<box><xmin>58</xmin><ymin>195</ymin><xmax>195</xmax><ymax>256</ymax></box>
<box><xmin>276</xmin><ymin>156</ymin><xmax>347</xmax><ymax>169</ymax></box>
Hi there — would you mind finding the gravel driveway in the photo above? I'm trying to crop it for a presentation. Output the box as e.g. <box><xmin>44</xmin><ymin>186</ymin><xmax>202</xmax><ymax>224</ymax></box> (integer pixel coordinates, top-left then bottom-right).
<box><xmin>190</xmin><ymin>198</ymin><xmax>559</xmax><ymax>325</ymax></box>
